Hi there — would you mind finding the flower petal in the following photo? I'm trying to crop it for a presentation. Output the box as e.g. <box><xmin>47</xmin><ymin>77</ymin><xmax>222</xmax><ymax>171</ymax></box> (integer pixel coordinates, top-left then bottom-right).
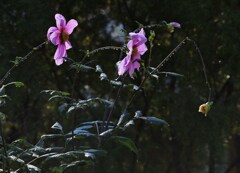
<box><xmin>49</xmin><ymin>30</ymin><xmax>61</xmax><ymax>45</ymax></box>
<box><xmin>47</xmin><ymin>26</ymin><xmax>58</xmax><ymax>40</ymax></box>
<box><xmin>54</xmin><ymin>44</ymin><xmax>67</xmax><ymax>65</ymax></box>
<box><xmin>118</xmin><ymin>56</ymin><xmax>130</xmax><ymax>76</ymax></box>
<box><xmin>129</xmin><ymin>29</ymin><xmax>147</xmax><ymax>46</ymax></box>
<box><xmin>169</xmin><ymin>22</ymin><xmax>181</xmax><ymax>28</ymax></box>
<box><xmin>55</xmin><ymin>13</ymin><xmax>66</xmax><ymax>29</ymax></box>
<box><xmin>128</xmin><ymin>63</ymin><xmax>135</xmax><ymax>78</ymax></box>
<box><xmin>65</xmin><ymin>19</ymin><xmax>78</xmax><ymax>35</ymax></box>
<box><xmin>137</xmin><ymin>43</ymin><xmax>148</xmax><ymax>55</ymax></box>
<box><xmin>65</xmin><ymin>41</ymin><xmax>72</xmax><ymax>50</ymax></box>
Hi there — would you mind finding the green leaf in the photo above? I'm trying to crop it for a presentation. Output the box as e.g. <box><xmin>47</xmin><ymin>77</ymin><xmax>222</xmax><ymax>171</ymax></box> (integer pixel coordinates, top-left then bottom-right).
<box><xmin>51</xmin><ymin>122</ymin><xmax>63</xmax><ymax>132</ymax></box>
<box><xmin>41</xmin><ymin>90</ymin><xmax>70</xmax><ymax>96</ymax></box>
<box><xmin>100</xmin><ymin>73</ymin><xmax>108</xmax><ymax>81</ymax></box>
<box><xmin>70</xmin><ymin>63</ymin><xmax>95</xmax><ymax>72</ymax></box>
<box><xmin>14</xmin><ymin>82</ymin><xmax>24</xmax><ymax>87</ymax></box>
<box><xmin>134</xmin><ymin>111</ymin><xmax>142</xmax><ymax>118</ymax></box>
<box><xmin>45</xmin><ymin>147</ymin><xmax>64</xmax><ymax>153</ymax></box>
<box><xmin>158</xmin><ymin>71</ymin><xmax>183</xmax><ymax>77</ymax></box>
<box><xmin>123</xmin><ymin>120</ymin><xmax>135</xmax><ymax>130</ymax></box>
<box><xmin>99</xmin><ymin>129</ymin><xmax>114</xmax><ymax>138</ymax></box>
<box><xmin>117</xmin><ymin>112</ymin><xmax>129</xmax><ymax>127</ymax></box>
<box><xmin>27</xmin><ymin>164</ymin><xmax>41</xmax><ymax>173</ymax></box>
<box><xmin>84</xmin><ymin>149</ymin><xmax>107</xmax><ymax>157</ymax></box>
<box><xmin>112</xmin><ymin>136</ymin><xmax>138</xmax><ymax>155</ymax></box>
<box><xmin>0</xmin><ymin>86</ymin><xmax>5</xmax><ymax>96</ymax></box>
<box><xmin>110</xmin><ymin>80</ymin><xmax>122</xmax><ymax>86</ymax></box>
<box><xmin>95</xmin><ymin>65</ymin><xmax>103</xmax><ymax>73</ymax></box>
<box><xmin>137</xmin><ymin>116</ymin><xmax>169</xmax><ymax>126</ymax></box>
<box><xmin>11</xmin><ymin>139</ymin><xmax>33</xmax><ymax>148</ymax></box>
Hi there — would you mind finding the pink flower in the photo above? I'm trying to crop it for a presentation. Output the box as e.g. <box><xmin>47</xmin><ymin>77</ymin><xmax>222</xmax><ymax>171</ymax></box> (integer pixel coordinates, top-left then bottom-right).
<box><xmin>117</xmin><ymin>28</ymin><xmax>148</xmax><ymax>78</ymax></box>
<box><xmin>47</xmin><ymin>14</ymin><xmax>78</xmax><ymax>65</ymax></box>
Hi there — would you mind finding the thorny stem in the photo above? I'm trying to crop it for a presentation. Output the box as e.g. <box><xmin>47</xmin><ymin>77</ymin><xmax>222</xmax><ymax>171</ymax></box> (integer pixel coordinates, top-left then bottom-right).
<box><xmin>0</xmin><ymin>41</ymin><xmax>48</xmax><ymax>86</ymax></box>
<box><xmin>80</xmin><ymin>46</ymin><xmax>123</xmax><ymax>64</ymax></box>
<box><xmin>125</xmin><ymin>37</ymin><xmax>188</xmax><ymax>110</ymax></box>
<box><xmin>134</xmin><ymin>23</ymin><xmax>167</xmax><ymax>33</ymax></box>
<box><xmin>0</xmin><ymin>120</ymin><xmax>10</xmax><ymax>173</ymax></box>
<box><xmin>124</xmin><ymin>37</ymin><xmax>212</xmax><ymax>110</ymax></box>
<box><xmin>186</xmin><ymin>38</ymin><xmax>212</xmax><ymax>101</ymax></box>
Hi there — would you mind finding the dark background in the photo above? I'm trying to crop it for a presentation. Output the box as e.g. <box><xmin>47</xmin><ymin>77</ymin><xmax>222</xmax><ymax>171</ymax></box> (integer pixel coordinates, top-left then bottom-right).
<box><xmin>1</xmin><ymin>1</ymin><xmax>240</xmax><ymax>172</ymax></box>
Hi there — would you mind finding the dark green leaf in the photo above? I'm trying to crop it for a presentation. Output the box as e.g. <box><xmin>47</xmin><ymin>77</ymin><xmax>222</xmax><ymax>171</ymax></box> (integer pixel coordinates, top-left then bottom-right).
<box><xmin>138</xmin><ymin>116</ymin><xmax>169</xmax><ymax>125</ymax></box>
<box><xmin>112</xmin><ymin>136</ymin><xmax>138</xmax><ymax>155</ymax></box>
<box><xmin>100</xmin><ymin>129</ymin><xmax>114</xmax><ymax>138</ymax></box>
<box><xmin>70</xmin><ymin>63</ymin><xmax>95</xmax><ymax>72</ymax></box>
<box><xmin>158</xmin><ymin>71</ymin><xmax>183</xmax><ymax>77</ymax></box>
<box><xmin>27</xmin><ymin>164</ymin><xmax>41</xmax><ymax>173</ymax></box>
<box><xmin>110</xmin><ymin>80</ymin><xmax>122</xmax><ymax>86</ymax></box>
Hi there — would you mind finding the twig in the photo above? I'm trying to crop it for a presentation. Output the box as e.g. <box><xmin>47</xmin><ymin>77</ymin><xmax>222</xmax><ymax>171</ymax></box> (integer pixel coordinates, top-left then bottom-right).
<box><xmin>125</xmin><ymin>37</ymin><xmax>188</xmax><ymax>110</ymax></box>
<box><xmin>105</xmin><ymin>75</ymin><xmax>126</xmax><ymax>130</ymax></box>
<box><xmin>0</xmin><ymin>41</ymin><xmax>48</xmax><ymax>86</ymax></box>
<box><xmin>186</xmin><ymin>38</ymin><xmax>212</xmax><ymax>101</ymax></box>
<box><xmin>80</xmin><ymin>46</ymin><xmax>123</xmax><ymax>64</ymax></box>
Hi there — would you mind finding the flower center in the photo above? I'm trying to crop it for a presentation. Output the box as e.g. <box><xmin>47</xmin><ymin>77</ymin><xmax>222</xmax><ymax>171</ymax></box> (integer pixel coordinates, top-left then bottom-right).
<box><xmin>131</xmin><ymin>46</ymin><xmax>138</xmax><ymax>58</ymax></box>
<box><xmin>61</xmin><ymin>30</ymin><xmax>69</xmax><ymax>43</ymax></box>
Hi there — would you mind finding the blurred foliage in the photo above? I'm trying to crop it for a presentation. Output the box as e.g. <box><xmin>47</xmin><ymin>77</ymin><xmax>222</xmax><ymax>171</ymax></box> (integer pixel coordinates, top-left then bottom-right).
<box><xmin>0</xmin><ymin>0</ymin><xmax>240</xmax><ymax>172</ymax></box>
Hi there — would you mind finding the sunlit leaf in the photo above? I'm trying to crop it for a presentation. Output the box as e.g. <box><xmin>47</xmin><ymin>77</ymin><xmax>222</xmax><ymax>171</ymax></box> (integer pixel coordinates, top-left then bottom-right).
<box><xmin>95</xmin><ymin>65</ymin><xmax>103</xmax><ymax>73</ymax></box>
<box><xmin>100</xmin><ymin>73</ymin><xmax>108</xmax><ymax>81</ymax></box>
<box><xmin>117</xmin><ymin>112</ymin><xmax>129</xmax><ymax>127</ymax></box>
<box><xmin>158</xmin><ymin>71</ymin><xmax>183</xmax><ymax>77</ymax></box>
<box><xmin>100</xmin><ymin>129</ymin><xmax>114</xmax><ymax>138</ymax></box>
<box><xmin>137</xmin><ymin>116</ymin><xmax>169</xmax><ymax>126</ymax></box>
<box><xmin>51</xmin><ymin>122</ymin><xmax>63</xmax><ymax>132</ymax></box>
<box><xmin>27</xmin><ymin>164</ymin><xmax>41</xmax><ymax>173</ymax></box>
<box><xmin>134</xmin><ymin>110</ymin><xmax>142</xmax><ymax>118</ymax></box>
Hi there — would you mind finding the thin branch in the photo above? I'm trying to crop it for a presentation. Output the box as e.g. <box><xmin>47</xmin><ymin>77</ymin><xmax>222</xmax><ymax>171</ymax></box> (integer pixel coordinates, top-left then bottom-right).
<box><xmin>0</xmin><ymin>41</ymin><xmax>48</xmax><ymax>86</ymax></box>
<box><xmin>80</xmin><ymin>46</ymin><xmax>123</xmax><ymax>64</ymax></box>
<box><xmin>125</xmin><ymin>37</ymin><xmax>188</xmax><ymax>110</ymax></box>
<box><xmin>186</xmin><ymin>37</ymin><xmax>212</xmax><ymax>101</ymax></box>
<box><xmin>105</xmin><ymin>75</ymin><xmax>126</xmax><ymax>130</ymax></box>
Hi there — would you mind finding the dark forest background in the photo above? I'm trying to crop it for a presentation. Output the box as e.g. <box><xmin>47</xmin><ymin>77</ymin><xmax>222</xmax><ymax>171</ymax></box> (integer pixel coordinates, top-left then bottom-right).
<box><xmin>1</xmin><ymin>1</ymin><xmax>240</xmax><ymax>172</ymax></box>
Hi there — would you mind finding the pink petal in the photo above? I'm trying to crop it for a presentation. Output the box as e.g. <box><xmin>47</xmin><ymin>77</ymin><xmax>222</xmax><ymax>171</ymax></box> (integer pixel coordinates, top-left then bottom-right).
<box><xmin>65</xmin><ymin>41</ymin><xmax>72</xmax><ymax>50</ymax></box>
<box><xmin>128</xmin><ymin>63</ymin><xmax>135</xmax><ymax>78</ymax></box>
<box><xmin>133</xmin><ymin>61</ymin><xmax>140</xmax><ymax>70</ymax></box>
<box><xmin>118</xmin><ymin>57</ymin><xmax>129</xmax><ymax>76</ymax></box>
<box><xmin>47</xmin><ymin>26</ymin><xmax>58</xmax><ymax>40</ymax></box>
<box><xmin>126</xmin><ymin>40</ymin><xmax>133</xmax><ymax>51</ymax></box>
<box><xmin>139</xmin><ymin>28</ymin><xmax>145</xmax><ymax>36</ymax></box>
<box><xmin>65</xmin><ymin>19</ymin><xmax>78</xmax><ymax>35</ymax></box>
<box><xmin>54</xmin><ymin>44</ymin><xmax>67</xmax><ymax>65</ymax></box>
<box><xmin>55</xmin><ymin>13</ymin><xmax>66</xmax><ymax>29</ymax></box>
<box><xmin>129</xmin><ymin>29</ymin><xmax>147</xmax><ymax>47</ymax></box>
<box><xmin>131</xmin><ymin>53</ymin><xmax>141</xmax><ymax>62</ymax></box>
<box><xmin>137</xmin><ymin>43</ymin><xmax>148</xmax><ymax>55</ymax></box>
<box><xmin>49</xmin><ymin>30</ymin><xmax>61</xmax><ymax>45</ymax></box>
<box><xmin>55</xmin><ymin>58</ymin><xmax>64</xmax><ymax>66</ymax></box>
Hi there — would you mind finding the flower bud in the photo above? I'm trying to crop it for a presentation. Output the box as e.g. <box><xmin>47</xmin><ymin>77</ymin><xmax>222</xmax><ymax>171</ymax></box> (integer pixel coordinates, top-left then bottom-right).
<box><xmin>198</xmin><ymin>101</ymin><xmax>213</xmax><ymax>116</ymax></box>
